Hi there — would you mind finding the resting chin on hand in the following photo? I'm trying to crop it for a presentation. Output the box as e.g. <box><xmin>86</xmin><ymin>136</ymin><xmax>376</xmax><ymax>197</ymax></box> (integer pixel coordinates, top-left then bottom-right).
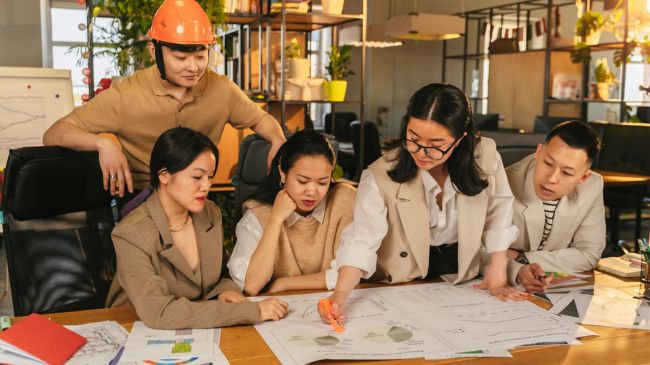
<box><xmin>517</xmin><ymin>263</ymin><xmax>552</xmax><ymax>293</ymax></box>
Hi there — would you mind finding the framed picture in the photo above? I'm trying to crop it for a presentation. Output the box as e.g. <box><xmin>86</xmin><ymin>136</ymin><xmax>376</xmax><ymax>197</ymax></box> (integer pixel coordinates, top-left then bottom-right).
<box><xmin>551</xmin><ymin>74</ymin><xmax>581</xmax><ymax>100</ymax></box>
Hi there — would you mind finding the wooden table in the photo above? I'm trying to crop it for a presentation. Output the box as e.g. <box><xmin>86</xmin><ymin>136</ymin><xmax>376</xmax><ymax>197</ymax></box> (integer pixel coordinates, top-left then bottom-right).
<box><xmin>595</xmin><ymin>170</ymin><xmax>650</xmax><ymax>251</ymax></box>
<box><xmin>32</xmin><ymin>271</ymin><xmax>650</xmax><ymax>364</ymax></box>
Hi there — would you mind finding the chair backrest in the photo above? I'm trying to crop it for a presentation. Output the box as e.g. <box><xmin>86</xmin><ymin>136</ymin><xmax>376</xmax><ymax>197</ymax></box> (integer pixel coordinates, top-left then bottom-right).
<box><xmin>324</xmin><ymin>112</ymin><xmax>357</xmax><ymax>142</ymax></box>
<box><xmin>233</xmin><ymin>134</ymin><xmax>271</xmax><ymax>222</ymax></box>
<box><xmin>480</xmin><ymin>131</ymin><xmax>546</xmax><ymax>167</ymax></box>
<box><xmin>590</xmin><ymin>121</ymin><xmax>650</xmax><ymax>175</ymax></box>
<box><xmin>473</xmin><ymin>113</ymin><xmax>499</xmax><ymax>131</ymax></box>
<box><xmin>533</xmin><ymin>115</ymin><xmax>575</xmax><ymax>134</ymax></box>
<box><xmin>1</xmin><ymin>147</ymin><xmax>116</xmax><ymax>316</ymax></box>
<box><xmin>350</xmin><ymin>121</ymin><xmax>382</xmax><ymax>170</ymax></box>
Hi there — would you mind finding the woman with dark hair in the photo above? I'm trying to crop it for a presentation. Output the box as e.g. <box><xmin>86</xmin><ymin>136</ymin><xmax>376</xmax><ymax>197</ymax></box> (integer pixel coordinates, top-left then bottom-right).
<box><xmin>106</xmin><ymin>127</ymin><xmax>288</xmax><ymax>329</ymax></box>
<box><xmin>228</xmin><ymin>130</ymin><xmax>356</xmax><ymax>296</ymax></box>
<box><xmin>319</xmin><ymin>83</ymin><xmax>526</xmax><ymax>323</ymax></box>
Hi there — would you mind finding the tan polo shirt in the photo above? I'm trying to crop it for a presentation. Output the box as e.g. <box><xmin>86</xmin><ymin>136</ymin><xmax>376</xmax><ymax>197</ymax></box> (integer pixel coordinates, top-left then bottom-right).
<box><xmin>68</xmin><ymin>66</ymin><xmax>274</xmax><ymax>190</ymax></box>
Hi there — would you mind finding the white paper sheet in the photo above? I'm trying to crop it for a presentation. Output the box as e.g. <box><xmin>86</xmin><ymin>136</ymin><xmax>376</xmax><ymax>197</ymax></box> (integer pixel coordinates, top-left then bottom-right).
<box><xmin>119</xmin><ymin>322</ymin><xmax>227</xmax><ymax>365</ymax></box>
<box><xmin>65</xmin><ymin>321</ymin><xmax>129</xmax><ymax>365</ymax></box>
<box><xmin>253</xmin><ymin>282</ymin><xmax>584</xmax><ymax>365</ymax></box>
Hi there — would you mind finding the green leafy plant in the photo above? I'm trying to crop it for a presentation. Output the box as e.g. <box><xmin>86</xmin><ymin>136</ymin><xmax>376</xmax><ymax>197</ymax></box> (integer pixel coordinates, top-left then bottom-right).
<box><xmin>71</xmin><ymin>0</ymin><xmax>226</xmax><ymax>76</ymax></box>
<box><xmin>570</xmin><ymin>10</ymin><xmax>604</xmax><ymax>64</ymax></box>
<box><xmin>594</xmin><ymin>58</ymin><xmax>615</xmax><ymax>83</ymax></box>
<box><xmin>325</xmin><ymin>44</ymin><xmax>354</xmax><ymax>81</ymax></box>
<box><xmin>575</xmin><ymin>11</ymin><xmax>604</xmax><ymax>41</ymax></box>
<box><xmin>613</xmin><ymin>37</ymin><xmax>650</xmax><ymax>67</ymax></box>
<box><xmin>285</xmin><ymin>38</ymin><xmax>302</xmax><ymax>59</ymax></box>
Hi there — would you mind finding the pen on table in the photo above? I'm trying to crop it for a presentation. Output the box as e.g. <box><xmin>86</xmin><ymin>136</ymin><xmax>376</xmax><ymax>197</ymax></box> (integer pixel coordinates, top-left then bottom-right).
<box><xmin>108</xmin><ymin>345</ymin><xmax>124</xmax><ymax>365</ymax></box>
<box><xmin>620</xmin><ymin>256</ymin><xmax>645</xmax><ymax>267</ymax></box>
<box><xmin>318</xmin><ymin>298</ymin><xmax>345</xmax><ymax>333</ymax></box>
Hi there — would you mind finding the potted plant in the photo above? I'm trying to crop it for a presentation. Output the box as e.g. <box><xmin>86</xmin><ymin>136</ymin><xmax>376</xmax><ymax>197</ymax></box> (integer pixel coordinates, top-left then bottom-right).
<box><xmin>570</xmin><ymin>10</ymin><xmax>604</xmax><ymax>64</ymax></box>
<box><xmin>285</xmin><ymin>38</ymin><xmax>310</xmax><ymax>80</ymax></box>
<box><xmin>72</xmin><ymin>0</ymin><xmax>226</xmax><ymax>77</ymax></box>
<box><xmin>324</xmin><ymin>44</ymin><xmax>353</xmax><ymax>102</ymax></box>
<box><xmin>592</xmin><ymin>58</ymin><xmax>616</xmax><ymax>100</ymax></box>
<box><xmin>322</xmin><ymin>0</ymin><xmax>345</xmax><ymax>15</ymax></box>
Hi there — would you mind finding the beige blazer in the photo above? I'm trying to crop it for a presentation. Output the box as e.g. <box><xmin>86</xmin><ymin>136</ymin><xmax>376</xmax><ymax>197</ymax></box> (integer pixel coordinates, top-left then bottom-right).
<box><xmin>505</xmin><ymin>154</ymin><xmax>606</xmax><ymax>283</ymax></box>
<box><xmin>368</xmin><ymin>137</ymin><xmax>498</xmax><ymax>285</ymax></box>
<box><xmin>106</xmin><ymin>191</ymin><xmax>260</xmax><ymax>329</ymax></box>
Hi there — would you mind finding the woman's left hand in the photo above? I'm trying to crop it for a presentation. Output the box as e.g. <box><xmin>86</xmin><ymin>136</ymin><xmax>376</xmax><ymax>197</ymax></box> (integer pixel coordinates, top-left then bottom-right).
<box><xmin>218</xmin><ymin>291</ymin><xmax>248</xmax><ymax>303</ymax></box>
<box><xmin>473</xmin><ymin>252</ymin><xmax>528</xmax><ymax>301</ymax></box>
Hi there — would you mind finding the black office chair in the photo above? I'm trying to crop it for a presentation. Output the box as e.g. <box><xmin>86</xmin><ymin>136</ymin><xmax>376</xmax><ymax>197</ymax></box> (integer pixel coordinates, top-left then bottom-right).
<box><xmin>233</xmin><ymin>133</ymin><xmax>338</xmax><ymax>222</ymax></box>
<box><xmin>350</xmin><ymin>121</ymin><xmax>382</xmax><ymax>173</ymax></box>
<box><xmin>1</xmin><ymin>147</ymin><xmax>116</xmax><ymax>316</ymax></box>
<box><xmin>479</xmin><ymin>131</ymin><xmax>546</xmax><ymax>167</ymax></box>
<box><xmin>533</xmin><ymin>116</ymin><xmax>576</xmax><ymax>134</ymax></box>
<box><xmin>589</xmin><ymin>121</ymin><xmax>650</xmax><ymax>250</ymax></box>
<box><xmin>324</xmin><ymin>112</ymin><xmax>357</xmax><ymax>142</ymax></box>
<box><xmin>473</xmin><ymin>113</ymin><xmax>499</xmax><ymax>131</ymax></box>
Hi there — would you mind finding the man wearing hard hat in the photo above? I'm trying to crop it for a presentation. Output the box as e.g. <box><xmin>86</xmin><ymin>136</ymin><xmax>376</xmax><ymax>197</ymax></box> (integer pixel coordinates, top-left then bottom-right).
<box><xmin>44</xmin><ymin>0</ymin><xmax>285</xmax><ymax>198</ymax></box>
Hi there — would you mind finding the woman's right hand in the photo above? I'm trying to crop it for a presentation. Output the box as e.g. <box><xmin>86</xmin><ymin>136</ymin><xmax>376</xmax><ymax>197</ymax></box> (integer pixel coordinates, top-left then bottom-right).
<box><xmin>258</xmin><ymin>297</ymin><xmax>289</xmax><ymax>321</ymax></box>
<box><xmin>270</xmin><ymin>190</ymin><xmax>297</xmax><ymax>222</ymax></box>
<box><xmin>318</xmin><ymin>291</ymin><xmax>347</xmax><ymax>324</ymax></box>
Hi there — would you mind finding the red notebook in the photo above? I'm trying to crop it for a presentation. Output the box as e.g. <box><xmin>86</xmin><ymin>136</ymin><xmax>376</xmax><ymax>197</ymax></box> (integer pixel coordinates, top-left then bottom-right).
<box><xmin>0</xmin><ymin>313</ymin><xmax>86</xmax><ymax>365</ymax></box>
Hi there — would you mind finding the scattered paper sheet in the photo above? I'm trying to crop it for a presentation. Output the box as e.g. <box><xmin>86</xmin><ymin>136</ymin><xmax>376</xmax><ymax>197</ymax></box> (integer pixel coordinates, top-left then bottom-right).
<box><xmin>253</xmin><ymin>281</ymin><xmax>588</xmax><ymax>365</ymax></box>
<box><xmin>65</xmin><ymin>321</ymin><xmax>128</xmax><ymax>365</ymax></box>
<box><xmin>119</xmin><ymin>322</ymin><xmax>228</xmax><ymax>365</ymax></box>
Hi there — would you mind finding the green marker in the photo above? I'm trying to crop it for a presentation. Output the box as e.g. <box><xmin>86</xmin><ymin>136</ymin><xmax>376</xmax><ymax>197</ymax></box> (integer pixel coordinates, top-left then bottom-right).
<box><xmin>0</xmin><ymin>316</ymin><xmax>11</xmax><ymax>331</ymax></box>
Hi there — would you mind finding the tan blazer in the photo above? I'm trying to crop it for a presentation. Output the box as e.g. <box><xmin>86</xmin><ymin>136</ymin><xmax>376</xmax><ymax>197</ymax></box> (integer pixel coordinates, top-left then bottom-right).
<box><xmin>368</xmin><ymin>137</ymin><xmax>498</xmax><ymax>285</ymax></box>
<box><xmin>505</xmin><ymin>154</ymin><xmax>606</xmax><ymax>283</ymax></box>
<box><xmin>106</xmin><ymin>191</ymin><xmax>260</xmax><ymax>329</ymax></box>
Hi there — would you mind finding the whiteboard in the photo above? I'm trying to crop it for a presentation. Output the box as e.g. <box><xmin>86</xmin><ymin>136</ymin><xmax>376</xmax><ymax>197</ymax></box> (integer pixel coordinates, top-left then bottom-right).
<box><xmin>0</xmin><ymin>67</ymin><xmax>74</xmax><ymax>168</ymax></box>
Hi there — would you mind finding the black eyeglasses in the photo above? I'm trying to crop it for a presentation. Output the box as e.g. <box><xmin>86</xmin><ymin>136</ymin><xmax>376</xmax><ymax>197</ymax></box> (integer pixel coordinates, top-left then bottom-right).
<box><xmin>402</xmin><ymin>138</ymin><xmax>459</xmax><ymax>160</ymax></box>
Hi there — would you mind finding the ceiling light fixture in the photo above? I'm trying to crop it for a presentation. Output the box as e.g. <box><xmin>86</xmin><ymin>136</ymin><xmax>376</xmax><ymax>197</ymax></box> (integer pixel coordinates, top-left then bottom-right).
<box><xmin>385</xmin><ymin>0</ymin><xmax>465</xmax><ymax>42</ymax></box>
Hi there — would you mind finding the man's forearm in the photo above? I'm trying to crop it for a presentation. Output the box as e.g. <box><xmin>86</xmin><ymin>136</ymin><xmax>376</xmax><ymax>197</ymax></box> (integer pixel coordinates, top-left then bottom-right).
<box><xmin>253</xmin><ymin>116</ymin><xmax>285</xmax><ymax>146</ymax></box>
<box><xmin>43</xmin><ymin>117</ymin><xmax>103</xmax><ymax>151</ymax></box>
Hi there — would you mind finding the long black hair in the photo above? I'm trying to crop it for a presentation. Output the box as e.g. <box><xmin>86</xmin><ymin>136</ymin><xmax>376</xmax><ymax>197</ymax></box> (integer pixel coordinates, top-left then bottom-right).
<box><xmin>246</xmin><ymin>129</ymin><xmax>336</xmax><ymax>205</ymax></box>
<box><xmin>121</xmin><ymin>127</ymin><xmax>218</xmax><ymax>217</ymax></box>
<box><xmin>387</xmin><ymin>83</ymin><xmax>488</xmax><ymax>196</ymax></box>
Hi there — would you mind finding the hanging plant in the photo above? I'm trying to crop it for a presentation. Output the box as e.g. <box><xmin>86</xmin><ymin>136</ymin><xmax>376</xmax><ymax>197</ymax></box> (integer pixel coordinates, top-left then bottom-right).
<box><xmin>571</xmin><ymin>10</ymin><xmax>604</xmax><ymax>64</ymax></box>
<box><xmin>70</xmin><ymin>0</ymin><xmax>226</xmax><ymax>76</ymax></box>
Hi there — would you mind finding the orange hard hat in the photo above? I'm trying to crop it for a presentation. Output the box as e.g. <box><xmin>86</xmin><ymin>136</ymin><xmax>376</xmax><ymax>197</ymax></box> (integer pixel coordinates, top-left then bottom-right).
<box><xmin>148</xmin><ymin>0</ymin><xmax>216</xmax><ymax>45</ymax></box>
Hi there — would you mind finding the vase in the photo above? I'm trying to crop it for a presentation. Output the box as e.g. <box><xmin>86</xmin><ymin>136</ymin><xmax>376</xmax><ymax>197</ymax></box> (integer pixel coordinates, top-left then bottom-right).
<box><xmin>322</xmin><ymin>0</ymin><xmax>345</xmax><ymax>15</ymax></box>
<box><xmin>324</xmin><ymin>80</ymin><xmax>347</xmax><ymax>101</ymax></box>
<box><xmin>287</xmin><ymin>58</ymin><xmax>310</xmax><ymax>80</ymax></box>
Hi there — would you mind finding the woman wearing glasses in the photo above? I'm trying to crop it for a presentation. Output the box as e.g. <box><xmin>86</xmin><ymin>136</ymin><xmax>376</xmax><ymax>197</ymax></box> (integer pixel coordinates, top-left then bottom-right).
<box><xmin>319</xmin><ymin>83</ymin><xmax>526</xmax><ymax>323</ymax></box>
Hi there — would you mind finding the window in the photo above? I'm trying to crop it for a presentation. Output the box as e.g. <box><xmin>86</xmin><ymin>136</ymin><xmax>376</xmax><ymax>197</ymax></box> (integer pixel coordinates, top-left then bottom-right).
<box><xmin>49</xmin><ymin>4</ymin><xmax>118</xmax><ymax>105</ymax></box>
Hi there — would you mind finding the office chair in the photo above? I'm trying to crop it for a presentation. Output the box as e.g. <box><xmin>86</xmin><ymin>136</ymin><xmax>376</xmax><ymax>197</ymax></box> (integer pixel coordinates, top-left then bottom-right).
<box><xmin>473</xmin><ymin>113</ymin><xmax>499</xmax><ymax>131</ymax></box>
<box><xmin>350</xmin><ymin>121</ymin><xmax>382</xmax><ymax>174</ymax></box>
<box><xmin>479</xmin><ymin>131</ymin><xmax>546</xmax><ymax>167</ymax></box>
<box><xmin>324</xmin><ymin>112</ymin><xmax>357</xmax><ymax>142</ymax></box>
<box><xmin>1</xmin><ymin>147</ymin><xmax>116</xmax><ymax>316</ymax></box>
<box><xmin>589</xmin><ymin>122</ymin><xmax>650</xmax><ymax>249</ymax></box>
<box><xmin>533</xmin><ymin>116</ymin><xmax>576</xmax><ymax>134</ymax></box>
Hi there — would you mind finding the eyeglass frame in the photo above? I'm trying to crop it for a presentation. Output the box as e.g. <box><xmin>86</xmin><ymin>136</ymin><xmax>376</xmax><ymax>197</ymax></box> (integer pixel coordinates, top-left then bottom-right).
<box><xmin>401</xmin><ymin>137</ymin><xmax>460</xmax><ymax>160</ymax></box>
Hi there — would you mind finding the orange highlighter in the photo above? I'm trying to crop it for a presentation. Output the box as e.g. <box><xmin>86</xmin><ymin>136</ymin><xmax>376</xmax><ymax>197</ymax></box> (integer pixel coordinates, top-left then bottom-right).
<box><xmin>318</xmin><ymin>298</ymin><xmax>345</xmax><ymax>333</ymax></box>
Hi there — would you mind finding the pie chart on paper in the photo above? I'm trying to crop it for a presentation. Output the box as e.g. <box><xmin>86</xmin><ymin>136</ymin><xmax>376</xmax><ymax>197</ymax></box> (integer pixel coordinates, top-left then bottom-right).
<box><xmin>361</xmin><ymin>325</ymin><xmax>414</xmax><ymax>343</ymax></box>
<box><xmin>285</xmin><ymin>333</ymin><xmax>341</xmax><ymax>347</ymax></box>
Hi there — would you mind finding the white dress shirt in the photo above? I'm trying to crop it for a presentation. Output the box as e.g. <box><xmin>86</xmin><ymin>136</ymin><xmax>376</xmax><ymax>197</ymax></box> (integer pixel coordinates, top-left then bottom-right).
<box><xmin>227</xmin><ymin>197</ymin><xmax>339</xmax><ymax>290</ymax></box>
<box><xmin>330</xmin><ymin>153</ymin><xmax>518</xmax><ymax>281</ymax></box>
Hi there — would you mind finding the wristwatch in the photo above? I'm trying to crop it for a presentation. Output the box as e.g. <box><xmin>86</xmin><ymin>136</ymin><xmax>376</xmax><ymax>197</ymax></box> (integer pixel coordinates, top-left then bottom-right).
<box><xmin>515</xmin><ymin>250</ymin><xmax>529</xmax><ymax>265</ymax></box>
